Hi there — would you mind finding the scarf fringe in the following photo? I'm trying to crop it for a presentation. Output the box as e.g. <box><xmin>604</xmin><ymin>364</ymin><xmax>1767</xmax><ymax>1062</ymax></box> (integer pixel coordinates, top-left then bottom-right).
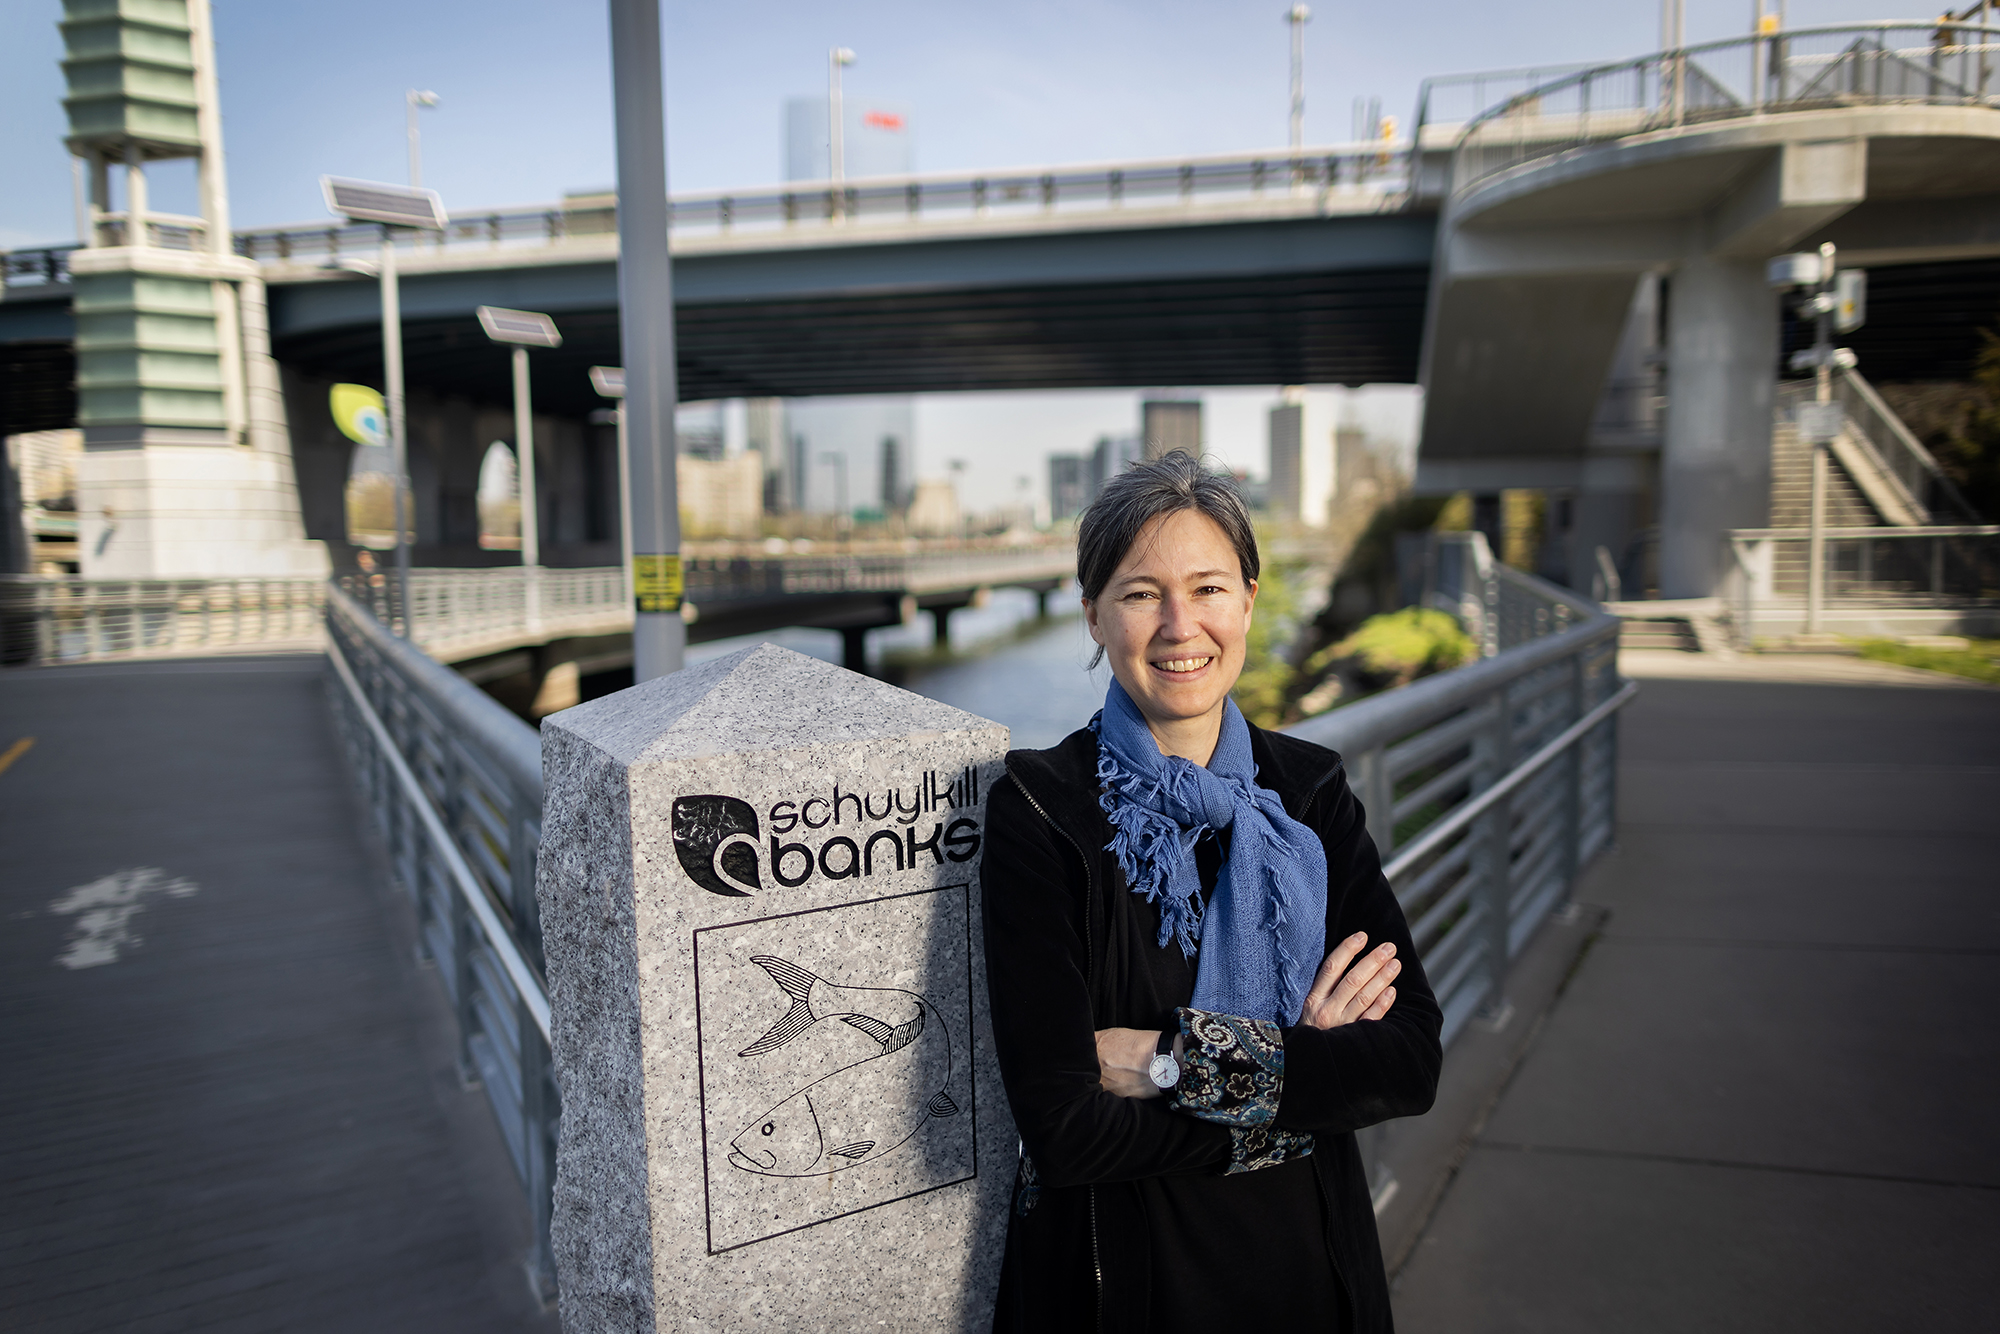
<box><xmin>1090</xmin><ymin>686</ymin><xmax>1328</xmax><ymax>1028</ymax></box>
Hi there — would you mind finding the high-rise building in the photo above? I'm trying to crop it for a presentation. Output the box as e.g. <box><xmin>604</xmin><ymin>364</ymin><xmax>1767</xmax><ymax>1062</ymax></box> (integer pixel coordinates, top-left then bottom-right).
<box><xmin>1089</xmin><ymin>435</ymin><xmax>1142</xmax><ymax>500</ymax></box>
<box><xmin>745</xmin><ymin>398</ymin><xmax>789</xmax><ymax>510</ymax></box>
<box><xmin>879</xmin><ymin>435</ymin><xmax>907</xmax><ymax>512</ymax></box>
<box><xmin>783</xmin><ymin>97</ymin><xmax>913</xmax><ymax>181</ymax></box>
<box><xmin>1141</xmin><ymin>399</ymin><xmax>1202</xmax><ymax>461</ymax></box>
<box><xmin>675</xmin><ymin>402</ymin><xmax>726</xmax><ymax>461</ymax></box>
<box><xmin>1267</xmin><ymin>390</ymin><xmax>1338</xmax><ymax>526</ymax></box>
<box><xmin>1048</xmin><ymin>454</ymin><xmax>1089</xmax><ymax>520</ymax></box>
<box><xmin>779</xmin><ymin>103</ymin><xmax>917</xmax><ymax>516</ymax></box>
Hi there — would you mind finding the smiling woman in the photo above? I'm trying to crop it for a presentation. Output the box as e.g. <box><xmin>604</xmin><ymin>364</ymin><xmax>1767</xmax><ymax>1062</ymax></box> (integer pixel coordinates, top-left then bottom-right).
<box><xmin>980</xmin><ymin>451</ymin><xmax>1443</xmax><ymax>1334</ymax></box>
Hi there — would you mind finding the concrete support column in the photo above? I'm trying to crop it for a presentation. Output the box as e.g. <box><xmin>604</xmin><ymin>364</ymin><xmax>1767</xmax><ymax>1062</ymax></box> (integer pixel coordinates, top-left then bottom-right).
<box><xmin>1658</xmin><ymin>254</ymin><xmax>1778</xmax><ymax>599</ymax></box>
<box><xmin>236</xmin><ymin>276</ymin><xmax>292</xmax><ymax>459</ymax></box>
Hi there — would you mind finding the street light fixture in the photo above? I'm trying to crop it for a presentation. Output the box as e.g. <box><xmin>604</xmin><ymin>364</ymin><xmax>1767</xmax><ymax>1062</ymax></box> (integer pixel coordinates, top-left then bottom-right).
<box><xmin>478</xmin><ymin>305</ymin><xmax>562</xmax><ymax>630</ymax></box>
<box><xmin>1286</xmin><ymin>6</ymin><xmax>1310</xmax><ymax>154</ymax></box>
<box><xmin>589</xmin><ymin>364</ymin><xmax>635</xmax><ymax>602</ymax></box>
<box><xmin>321</xmin><ymin>175</ymin><xmax>448</xmax><ymax>636</ymax></box>
<box><xmin>829</xmin><ymin>47</ymin><xmax>856</xmax><ymax>196</ymax></box>
<box><xmin>406</xmin><ymin>89</ymin><xmax>441</xmax><ymax>188</ymax></box>
<box><xmin>1769</xmin><ymin>242</ymin><xmax>1866</xmax><ymax>636</ymax></box>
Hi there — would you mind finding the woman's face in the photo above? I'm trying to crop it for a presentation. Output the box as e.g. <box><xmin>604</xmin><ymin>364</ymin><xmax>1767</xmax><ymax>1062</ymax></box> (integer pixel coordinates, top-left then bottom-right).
<box><xmin>1085</xmin><ymin>509</ymin><xmax>1257</xmax><ymax>752</ymax></box>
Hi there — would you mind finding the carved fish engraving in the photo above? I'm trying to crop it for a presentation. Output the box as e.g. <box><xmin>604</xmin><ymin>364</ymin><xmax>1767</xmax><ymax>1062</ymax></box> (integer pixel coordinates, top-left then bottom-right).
<box><xmin>726</xmin><ymin>956</ymin><xmax>959</xmax><ymax>1177</ymax></box>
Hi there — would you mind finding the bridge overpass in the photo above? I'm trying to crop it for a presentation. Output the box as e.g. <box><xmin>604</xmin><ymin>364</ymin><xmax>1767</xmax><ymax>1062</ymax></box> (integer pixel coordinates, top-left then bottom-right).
<box><xmin>3</xmin><ymin>19</ymin><xmax>1998</xmax><ymax>613</ymax></box>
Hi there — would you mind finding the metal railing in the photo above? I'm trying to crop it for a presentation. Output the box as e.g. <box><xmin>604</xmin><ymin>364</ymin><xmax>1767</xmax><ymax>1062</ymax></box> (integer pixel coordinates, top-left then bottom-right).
<box><xmin>340</xmin><ymin>567</ymin><xmax>633</xmax><ymax>662</ymax></box>
<box><xmin>0</xmin><ymin>574</ymin><xmax>325</xmax><ymax>667</ymax></box>
<box><xmin>1777</xmin><ymin>371</ymin><xmax>1982</xmax><ymax>524</ymax></box>
<box><xmin>323</xmin><ymin>584</ymin><xmax>556</xmax><ymax>1295</ymax></box>
<box><xmin>1291</xmin><ymin>533</ymin><xmax>1630</xmax><ymax>1048</ymax></box>
<box><xmin>1451</xmin><ymin>23</ymin><xmax>2000</xmax><ymax>199</ymax></box>
<box><xmin>1728</xmin><ymin>524</ymin><xmax>2000</xmax><ymax>641</ymax></box>
<box><xmin>337</xmin><ymin>547</ymin><xmax>1077</xmax><ymax>660</ymax></box>
<box><xmin>5</xmin><ymin>141</ymin><xmax>1413</xmax><ymax>289</ymax></box>
<box><xmin>314</xmin><ymin>530</ymin><xmax>1626</xmax><ymax>1278</ymax></box>
<box><xmin>1423</xmin><ymin>530</ymin><xmax>1587</xmax><ymax>658</ymax></box>
<box><xmin>220</xmin><ymin>145</ymin><xmax>1409</xmax><ymax>269</ymax></box>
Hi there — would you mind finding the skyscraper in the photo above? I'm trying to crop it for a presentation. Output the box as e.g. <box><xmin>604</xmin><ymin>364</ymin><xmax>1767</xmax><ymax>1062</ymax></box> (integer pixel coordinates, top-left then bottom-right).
<box><xmin>778</xmin><ymin>98</ymin><xmax>919</xmax><ymax>516</ymax></box>
<box><xmin>880</xmin><ymin>435</ymin><xmax>907</xmax><ymax>513</ymax></box>
<box><xmin>1141</xmin><ymin>399</ymin><xmax>1202</xmax><ymax>461</ymax></box>
<box><xmin>1267</xmin><ymin>390</ymin><xmax>1337</xmax><ymax>526</ymax></box>
<box><xmin>783</xmin><ymin>97</ymin><xmax>913</xmax><ymax>181</ymax></box>
<box><xmin>745</xmin><ymin>398</ymin><xmax>790</xmax><ymax>511</ymax></box>
<box><xmin>1048</xmin><ymin>454</ymin><xmax>1089</xmax><ymax>520</ymax></box>
<box><xmin>1090</xmin><ymin>435</ymin><xmax>1142</xmax><ymax>499</ymax></box>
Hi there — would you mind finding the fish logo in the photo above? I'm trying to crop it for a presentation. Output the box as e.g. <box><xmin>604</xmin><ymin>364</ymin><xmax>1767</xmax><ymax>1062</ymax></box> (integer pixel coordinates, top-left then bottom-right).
<box><xmin>726</xmin><ymin>955</ymin><xmax>959</xmax><ymax>1177</ymax></box>
<box><xmin>673</xmin><ymin>795</ymin><xmax>761</xmax><ymax>897</ymax></box>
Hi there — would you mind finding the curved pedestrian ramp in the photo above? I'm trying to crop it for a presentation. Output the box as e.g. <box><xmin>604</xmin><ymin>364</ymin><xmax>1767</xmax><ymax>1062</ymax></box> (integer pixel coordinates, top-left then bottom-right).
<box><xmin>0</xmin><ymin>657</ymin><xmax>557</xmax><ymax>1331</ymax></box>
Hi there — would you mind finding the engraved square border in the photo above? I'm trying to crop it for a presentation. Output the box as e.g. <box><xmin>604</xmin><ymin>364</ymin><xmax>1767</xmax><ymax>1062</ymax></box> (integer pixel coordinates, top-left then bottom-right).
<box><xmin>690</xmin><ymin>882</ymin><xmax>980</xmax><ymax>1256</ymax></box>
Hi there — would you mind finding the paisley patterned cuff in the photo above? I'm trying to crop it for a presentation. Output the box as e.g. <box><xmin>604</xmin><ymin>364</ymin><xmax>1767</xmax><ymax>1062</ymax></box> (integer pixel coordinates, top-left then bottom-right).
<box><xmin>1013</xmin><ymin>1152</ymin><xmax>1042</xmax><ymax>1218</ymax></box>
<box><xmin>1167</xmin><ymin>1006</ymin><xmax>1286</xmax><ymax>1128</ymax></box>
<box><xmin>1225</xmin><ymin>1124</ymin><xmax>1316</xmax><ymax>1175</ymax></box>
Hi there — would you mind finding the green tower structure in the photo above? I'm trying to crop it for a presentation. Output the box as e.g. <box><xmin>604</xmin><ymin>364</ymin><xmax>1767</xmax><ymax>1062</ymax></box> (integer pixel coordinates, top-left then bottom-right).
<box><xmin>58</xmin><ymin>0</ymin><xmax>326</xmax><ymax>578</ymax></box>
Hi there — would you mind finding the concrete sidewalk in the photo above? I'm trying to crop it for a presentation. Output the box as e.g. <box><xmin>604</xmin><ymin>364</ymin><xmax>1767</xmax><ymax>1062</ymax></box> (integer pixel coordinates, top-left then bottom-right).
<box><xmin>0</xmin><ymin>658</ymin><xmax>557</xmax><ymax>1333</ymax></box>
<box><xmin>1393</xmin><ymin>656</ymin><xmax>2000</xmax><ymax>1332</ymax></box>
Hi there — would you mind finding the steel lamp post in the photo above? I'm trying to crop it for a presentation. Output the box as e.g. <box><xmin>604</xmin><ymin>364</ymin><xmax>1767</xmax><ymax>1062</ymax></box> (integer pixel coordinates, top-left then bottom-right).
<box><xmin>406</xmin><ymin>89</ymin><xmax>440</xmax><ymax>187</ymax></box>
<box><xmin>478</xmin><ymin>306</ymin><xmax>563</xmax><ymax>632</ymax></box>
<box><xmin>609</xmin><ymin>0</ymin><xmax>686</xmax><ymax>682</ymax></box>
<box><xmin>1769</xmin><ymin>243</ymin><xmax>1866</xmax><ymax>637</ymax></box>
<box><xmin>830</xmin><ymin>46</ymin><xmax>856</xmax><ymax>202</ymax></box>
<box><xmin>589</xmin><ymin>364</ymin><xmax>635</xmax><ymax>601</ymax></box>
<box><xmin>321</xmin><ymin>177</ymin><xmax>449</xmax><ymax>637</ymax></box>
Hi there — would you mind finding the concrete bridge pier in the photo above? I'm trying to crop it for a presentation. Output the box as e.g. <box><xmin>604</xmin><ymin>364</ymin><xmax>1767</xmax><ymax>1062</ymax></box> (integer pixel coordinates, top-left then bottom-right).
<box><xmin>1656</xmin><ymin>253</ymin><xmax>1781</xmax><ymax>599</ymax></box>
<box><xmin>1420</xmin><ymin>105</ymin><xmax>2000</xmax><ymax>601</ymax></box>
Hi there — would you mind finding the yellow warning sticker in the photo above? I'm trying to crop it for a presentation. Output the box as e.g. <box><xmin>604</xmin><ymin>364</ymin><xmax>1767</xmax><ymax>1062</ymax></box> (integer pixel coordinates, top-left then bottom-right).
<box><xmin>632</xmin><ymin>553</ymin><xmax>683</xmax><ymax>613</ymax></box>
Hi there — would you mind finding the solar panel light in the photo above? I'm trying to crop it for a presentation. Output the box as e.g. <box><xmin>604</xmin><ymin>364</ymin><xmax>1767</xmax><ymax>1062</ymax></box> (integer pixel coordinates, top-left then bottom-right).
<box><xmin>589</xmin><ymin>366</ymin><xmax>626</xmax><ymax>397</ymax></box>
<box><xmin>1766</xmin><ymin>252</ymin><xmax>1824</xmax><ymax>289</ymax></box>
<box><xmin>478</xmin><ymin>306</ymin><xmax>563</xmax><ymax>348</ymax></box>
<box><xmin>321</xmin><ymin>176</ymin><xmax>448</xmax><ymax>231</ymax></box>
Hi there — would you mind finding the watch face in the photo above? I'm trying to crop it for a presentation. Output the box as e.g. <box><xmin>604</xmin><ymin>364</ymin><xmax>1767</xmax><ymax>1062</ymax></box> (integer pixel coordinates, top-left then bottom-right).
<box><xmin>1149</xmin><ymin>1053</ymin><xmax>1180</xmax><ymax>1089</ymax></box>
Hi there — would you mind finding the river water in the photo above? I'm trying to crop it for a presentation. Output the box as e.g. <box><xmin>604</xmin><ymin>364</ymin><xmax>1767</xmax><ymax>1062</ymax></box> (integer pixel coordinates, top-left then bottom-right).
<box><xmin>687</xmin><ymin>585</ymin><xmax>1114</xmax><ymax>750</ymax></box>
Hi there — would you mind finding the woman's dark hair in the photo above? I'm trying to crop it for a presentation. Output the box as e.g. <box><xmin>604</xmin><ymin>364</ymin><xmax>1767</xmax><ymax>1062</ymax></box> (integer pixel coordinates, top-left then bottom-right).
<box><xmin>1076</xmin><ymin>449</ymin><xmax>1261</xmax><ymax>604</ymax></box>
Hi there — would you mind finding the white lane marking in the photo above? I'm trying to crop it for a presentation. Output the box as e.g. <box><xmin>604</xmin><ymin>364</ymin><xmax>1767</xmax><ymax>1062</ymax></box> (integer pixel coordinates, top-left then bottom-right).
<box><xmin>48</xmin><ymin>868</ymin><xmax>199</xmax><ymax>969</ymax></box>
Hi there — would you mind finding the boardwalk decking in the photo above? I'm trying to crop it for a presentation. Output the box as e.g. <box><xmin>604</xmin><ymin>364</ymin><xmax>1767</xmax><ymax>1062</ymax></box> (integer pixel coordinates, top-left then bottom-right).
<box><xmin>1393</xmin><ymin>656</ymin><xmax>2000</xmax><ymax>1332</ymax></box>
<box><xmin>1</xmin><ymin>657</ymin><xmax>557</xmax><ymax>1333</ymax></box>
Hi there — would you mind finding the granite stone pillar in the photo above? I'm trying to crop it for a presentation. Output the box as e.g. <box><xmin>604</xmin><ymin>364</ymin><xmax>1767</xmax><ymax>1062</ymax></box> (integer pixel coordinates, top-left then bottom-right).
<box><xmin>538</xmin><ymin>642</ymin><xmax>1015</xmax><ymax>1330</ymax></box>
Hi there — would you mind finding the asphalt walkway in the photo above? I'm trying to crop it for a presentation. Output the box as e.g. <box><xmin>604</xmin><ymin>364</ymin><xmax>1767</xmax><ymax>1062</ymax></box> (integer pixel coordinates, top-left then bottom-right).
<box><xmin>1393</xmin><ymin>656</ymin><xmax>2000</xmax><ymax>1331</ymax></box>
<box><xmin>0</xmin><ymin>656</ymin><xmax>556</xmax><ymax>1333</ymax></box>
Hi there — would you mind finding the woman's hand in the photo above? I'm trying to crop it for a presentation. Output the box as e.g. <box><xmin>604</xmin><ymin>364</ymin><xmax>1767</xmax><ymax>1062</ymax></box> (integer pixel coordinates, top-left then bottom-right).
<box><xmin>1095</xmin><ymin>1027</ymin><xmax>1168</xmax><ymax>1099</ymax></box>
<box><xmin>1298</xmin><ymin>932</ymin><xmax>1401</xmax><ymax>1029</ymax></box>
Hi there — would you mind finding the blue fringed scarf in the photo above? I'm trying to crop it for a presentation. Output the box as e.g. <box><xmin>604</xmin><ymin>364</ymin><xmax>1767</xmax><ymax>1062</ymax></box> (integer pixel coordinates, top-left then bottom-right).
<box><xmin>1091</xmin><ymin>678</ymin><xmax>1328</xmax><ymax>1027</ymax></box>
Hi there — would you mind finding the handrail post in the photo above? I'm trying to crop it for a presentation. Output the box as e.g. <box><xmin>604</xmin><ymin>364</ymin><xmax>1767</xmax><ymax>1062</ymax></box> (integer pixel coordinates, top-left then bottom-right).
<box><xmin>1558</xmin><ymin>652</ymin><xmax>1585</xmax><ymax>905</ymax></box>
<box><xmin>1472</xmin><ymin>691</ymin><xmax>1513</xmax><ymax>1016</ymax></box>
<box><xmin>520</xmin><ymin>998</ymin><xmax>559</xmax><ymax>1300</ymax></box>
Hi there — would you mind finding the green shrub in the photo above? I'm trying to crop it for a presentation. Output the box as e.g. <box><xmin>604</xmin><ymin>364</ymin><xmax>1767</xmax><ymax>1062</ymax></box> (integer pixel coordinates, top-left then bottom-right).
<box><xmin>1851</xmin><ymin>637</ymin><xmax>2000</xmax><ymax>685</ymax></box>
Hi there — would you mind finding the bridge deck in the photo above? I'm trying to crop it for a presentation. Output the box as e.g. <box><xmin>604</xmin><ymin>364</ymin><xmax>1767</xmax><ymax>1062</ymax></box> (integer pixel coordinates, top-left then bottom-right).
<box><xmin>0</xmin><ymin>657</ymin><xmax>555</xmax><ymax>1332</ymax></box>
<box><xmin>1394</xmin><ymin>653</ymin><xmax>2000</xmax><ymax>1331</ymax></box>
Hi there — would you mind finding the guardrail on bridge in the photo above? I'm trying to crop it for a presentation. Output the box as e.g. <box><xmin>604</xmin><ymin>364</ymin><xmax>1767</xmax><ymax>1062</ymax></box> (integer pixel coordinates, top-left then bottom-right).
<box><xmin>0</xmin><ymin>575</ymin><xmax>325</xmax><ymax>667</ymax></box>
<box><xmin>1450</xmin><ymin>22</ymin><xmax>2000</xmax><ymax>199</ymax></box>
<box><xmin>323</xmin><ymin>585</ymin><xmax>557</xmax><ymax>1296</ymax></box>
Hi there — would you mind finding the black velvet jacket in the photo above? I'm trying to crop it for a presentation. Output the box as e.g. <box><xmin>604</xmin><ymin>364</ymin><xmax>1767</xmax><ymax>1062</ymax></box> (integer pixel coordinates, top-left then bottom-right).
<box><xmin>980</xmin><ymin>722</ymin><xmax>1443</xmax><ymax>1333</ymax></box>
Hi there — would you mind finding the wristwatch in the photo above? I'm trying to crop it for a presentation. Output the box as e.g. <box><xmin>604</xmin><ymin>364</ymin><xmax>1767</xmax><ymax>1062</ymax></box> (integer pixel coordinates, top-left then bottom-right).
<box><xmin>1148</xmin><ymin>1030</ymin><xmax>1181</xmax><ymax>1090</ymax></box>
